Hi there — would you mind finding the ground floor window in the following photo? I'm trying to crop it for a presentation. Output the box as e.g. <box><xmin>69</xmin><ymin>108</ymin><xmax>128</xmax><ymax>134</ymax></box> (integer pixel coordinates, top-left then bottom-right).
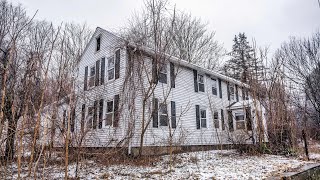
<box><xmin>214</xmin><ymin>111</ymin><xmax>219</xmax><ymax>128</ymax></box>
<box><xmin>106</xmin><ymin>100</ymin><xmax>114</xmax><ymax>126</ymax></box>
<box><xmin>200</xmin><ymin>109</ymin><xmax>207</xmax><ymax>128</ymax></box>
<box><xmin>235</xmin><ymin>112</ymin><xmax>245</xmax><ymax>130</ymax></box>
<box><xmin>159</xmin><ymin>103</ymin><xmax>168</xmax><ymax>126</ymax></box>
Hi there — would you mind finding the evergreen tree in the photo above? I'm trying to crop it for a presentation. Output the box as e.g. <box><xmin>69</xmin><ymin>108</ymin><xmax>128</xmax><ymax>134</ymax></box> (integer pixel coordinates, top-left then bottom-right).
<box><xmin>223</xmin><ymin>33</ymin><xmax>265</xmax><ymax>83</ymax></box>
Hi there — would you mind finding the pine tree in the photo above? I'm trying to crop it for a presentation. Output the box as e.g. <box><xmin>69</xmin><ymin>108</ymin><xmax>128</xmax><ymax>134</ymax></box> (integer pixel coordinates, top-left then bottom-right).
<box><xmin>224</xmin><ymin>33</ymin><xmax>265</xmax><ymax>83</ymax></box>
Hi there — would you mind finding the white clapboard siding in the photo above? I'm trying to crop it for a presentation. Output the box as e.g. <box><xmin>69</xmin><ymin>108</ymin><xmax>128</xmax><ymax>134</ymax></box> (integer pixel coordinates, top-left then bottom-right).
<box><xmin>54</xmin><ymin>27</ymin><xmax>267</xmax><ymax>148</ymax></box>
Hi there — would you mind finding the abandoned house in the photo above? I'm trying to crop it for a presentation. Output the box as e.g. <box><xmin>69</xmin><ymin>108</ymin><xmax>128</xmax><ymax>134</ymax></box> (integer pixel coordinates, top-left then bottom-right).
<box><xmin>46</xmin><ymin>27</ymin><xmax>267</xmax><ymax>155</ymax></box>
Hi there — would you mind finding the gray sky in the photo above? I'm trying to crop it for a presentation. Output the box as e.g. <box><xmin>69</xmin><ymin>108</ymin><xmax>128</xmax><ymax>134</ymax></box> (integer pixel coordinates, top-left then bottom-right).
<box><xmin>10</xmin><ymin>0</ymin><xmax>320</xmax><ymax>55</ymax></box>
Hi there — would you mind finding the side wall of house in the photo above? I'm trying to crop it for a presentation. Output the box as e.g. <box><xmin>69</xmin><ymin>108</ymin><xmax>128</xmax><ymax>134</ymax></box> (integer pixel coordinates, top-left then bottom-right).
<box><xmin>129</xmin><ymin>56</ymin><xmax>266</xmax><ymax>148</ymax></box>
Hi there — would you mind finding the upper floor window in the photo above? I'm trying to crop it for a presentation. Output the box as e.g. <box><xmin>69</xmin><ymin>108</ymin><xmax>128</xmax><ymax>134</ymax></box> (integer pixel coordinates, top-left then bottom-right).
<box><xmin>159</xmin><ymin>63</ymin><xmax>167</xmax><ymax>84</ymax></box>
<box><xmin>235</xmin><ymin>112</ymin><xmax>245</xmax><ymax>130</ymax></box>
<box><xmin>229</xmin><ymin>84</ymin><xmax>235</xmax><ymax>100</ymax></box>
<box><xmin>212</xmin><ymin>78</ymin><xmax>217</xmax><ymax>95</ymax></box>
<box><xmin>107</xmin><ymin>56</ymin><xmax>115</xmax><ymax>81</ymax></box>
<box><xmin>198</xmin><ymin>74</ymin><xmax>205</xmax><ymax>92</ymax></box>
<box><xmin>89</xmin><ymin>66</ymin><xmax>95</xmax><ymax>87</ymax></box>
<box><xmin>200</xmin><ymin>108</ymin><xmax>207</xmax><ymax>128</ymax></box>
<box><xmin>159</xmin><ymin>103</ymin><xmax>168</xmax><ymax>126</ymax></box>
<box><xmin>96</xmin><ymin>36</ymin><xmax>101</xmax><ymax>51</ymax></box>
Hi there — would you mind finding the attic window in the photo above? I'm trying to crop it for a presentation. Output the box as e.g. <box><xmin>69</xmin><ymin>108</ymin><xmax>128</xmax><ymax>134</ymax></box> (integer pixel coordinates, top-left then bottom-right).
<box><xmin>96</xmin><ymin>36</ymin><xmax>101</xmax><ymax>51</ymax></box>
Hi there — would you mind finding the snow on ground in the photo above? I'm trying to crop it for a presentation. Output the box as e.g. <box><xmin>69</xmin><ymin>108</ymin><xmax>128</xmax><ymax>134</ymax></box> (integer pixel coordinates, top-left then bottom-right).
<box><xmin>7</xmin><ymin>149</ymin><xmax>318</xmax><ymax>180</ymax></box>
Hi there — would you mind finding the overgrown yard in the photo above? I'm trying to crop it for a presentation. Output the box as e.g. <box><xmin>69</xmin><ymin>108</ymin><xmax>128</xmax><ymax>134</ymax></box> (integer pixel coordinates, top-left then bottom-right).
<box><xmin>3</xmin><ymin>147</ymin><xmax>320</xmax><ymax>180</ymax></box>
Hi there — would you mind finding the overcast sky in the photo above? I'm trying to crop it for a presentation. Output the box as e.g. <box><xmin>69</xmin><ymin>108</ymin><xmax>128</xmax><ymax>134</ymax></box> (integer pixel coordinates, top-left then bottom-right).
<box><xmin>9</xmin><ymin>0</ymin><xmax>320</xmax><ymax>55</ymax></box>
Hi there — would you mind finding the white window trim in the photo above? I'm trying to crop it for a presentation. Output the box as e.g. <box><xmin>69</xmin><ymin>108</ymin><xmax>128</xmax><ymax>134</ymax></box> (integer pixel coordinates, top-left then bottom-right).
<box><xmin>211</xmin><ymin>78</ymin><xmax>217</xmax><ymax>96</ymax></box>
<box><xmin>198</xmin><ymin>74</ymin><xmax>205</xmax><ymax>92</ymax></box>
<box><xmin>229</xmin><ymin>84</ymin><xmax>235</xmax><ymax>101</ymax></box>
<box><xmin>105</xmin><ymin>99</ymin><xmax>114</xmax><ymax>127</ymax></box>
<box><xmin>107</xmin><ymin>55</ymin><xmax>115</xmax><ymax>81</ymax></box>
<box><xmin>213</xmin><ymin>110</ymin><xmax>219</xmax><ymax>128</ymax></box>
<box><xmin>200</xmin><ymin>107</ymin><xmax>207</xmax><ymax>128</ymax></box>
<box><xmin>159</xmin><ymin>102</ymin><xmax>168</xmax><ymax>126</ymax></box>
<box><xmin>88</xmin><ymin>65</ymin><xmax>96</xmax><ymax>88</ymax></box>
<box><xmin>235</xmin><ymin>112</ymin><xmax>245</xmax><ymax>130</ymax></box>
<box><xmin>87</xmin><ymin>106</ymin><xmax>94</xmax><ymax>129</ymax></box>
<box><xmin>158</xmin><ymin>63</ymin><xmax>167</xmax><ymax>84</ymax></box>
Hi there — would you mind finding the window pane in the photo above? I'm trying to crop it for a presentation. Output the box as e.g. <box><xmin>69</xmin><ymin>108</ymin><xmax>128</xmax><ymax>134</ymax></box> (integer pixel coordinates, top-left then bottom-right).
<box><xmin>90</xmin><ymin>67</ymin><xmax>95</xmax><ymax>76</ymax></box>
<box><xmin>159</xmin><ymin>103</ymin><xmax>167</xmax><ymax>114</ymax></box>
<box><xmin>107</xmin><ymin>101</ymin><xmax>113</xmax><ymax>113</ymax></box>
<box><xmin>96</xmin><ymin>37</ymin><xmax>101</xmax><ymax>51</ymax></box>
<box><xmin>108</xmin><ymin>69</ymin><xmax>114</xmax><ymax>80</ymax></box>
<box><xmin>214</xmin><ymin>111</ymin><xmax>219</xmax><ymax>119</ymax></box>
<box><xmin>159</xmin><ymin>73</ymin><xmax>167</xmax><ymax>83</ymax></box>
<box><xmin>160</xmin><ymin>64</ymin><xmax>167</xmax><ymax>73</ymax></box>
<box><xmin>236</xmin><ymin>121</ymin><xmax>245</xmax><ymax>129</ymax></box>
<box><xmin>198</xmin><ymin>75</ymin><xmax>204</xmax><ymax>83</ymax></box>
<box><xmin>87</xmin><ymin>117</ymin><xmax>93</xmax><ymax>128</ymax></box>
<box><xmin>199</xmin><ymin>84</ymin><xmax>205</xmax><ymax>92</ymax></box>
<box><xmin>201</xmin><ymin>110</ymin><xmax>206</xmax><ymax>118</ymax></box>
<box><xmin>108</xmin><ymin>57</ymin><xmax>114</xmax><ymax>69</ymax></box>
<box><xmin>89</xmin><ymin>76</ymin><xmax>95</xmax><ymax>87</ymax></box>
<box><xmin>160</xmin><ymin>115</ymin><xmax>168</xmax><ymax>126</ymax></box>
<box><xmin>106</xmin><ymin>113</ymin><xmax>113</xmax><ymax>125</ymax></box>
<box><xmin>212</xmin><ymin>87</ymin><xmax>217</xmax><ymax>95</ymax></box>
<box><xmin>201</xmin><ymin>118</ymin><xmax>207</xmax><ymax>128</ymax></box>
<box><xmin>214</xmin><ymin>119</ymin><xmax>219</xmax><ymax>129</ymax></box>
<box><xmin>235</xmin><ymin>113</ymin><xmax>244</xmax><ymax>121</ymax></box>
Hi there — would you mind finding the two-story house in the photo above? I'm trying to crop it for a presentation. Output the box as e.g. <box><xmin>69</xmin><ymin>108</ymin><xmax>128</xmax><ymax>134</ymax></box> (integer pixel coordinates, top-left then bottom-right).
<box><xmin>52</xmin><ymin>27</ymin><xmax>267</xmax><ymax>155</ymax></box>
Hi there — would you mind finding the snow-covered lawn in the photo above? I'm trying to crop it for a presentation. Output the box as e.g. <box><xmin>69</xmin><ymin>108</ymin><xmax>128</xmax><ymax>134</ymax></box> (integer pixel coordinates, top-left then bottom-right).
<box><xmin>6</xmin><ymin>149</ymin><xmax>319</xmax><ymax>180</ymax></box>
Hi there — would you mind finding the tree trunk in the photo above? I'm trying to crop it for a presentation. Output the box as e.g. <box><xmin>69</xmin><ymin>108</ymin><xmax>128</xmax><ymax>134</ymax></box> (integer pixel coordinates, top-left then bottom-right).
<box><xmin>5</xmin><ymin>118</ymin><xmax>17</xmax><ymax>161</ymax></box>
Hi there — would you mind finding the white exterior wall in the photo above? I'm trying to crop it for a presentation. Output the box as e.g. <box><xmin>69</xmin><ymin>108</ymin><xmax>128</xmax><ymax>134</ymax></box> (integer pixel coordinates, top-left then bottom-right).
<box><xmin>56</xmin><ymin>27</ymin><xmax>267</xmax><ymax>148</ymax></box>
<box><xmin>129</xmin><ymin>57</ymin><xmax>266</xmax><ymax>148</ymax></box>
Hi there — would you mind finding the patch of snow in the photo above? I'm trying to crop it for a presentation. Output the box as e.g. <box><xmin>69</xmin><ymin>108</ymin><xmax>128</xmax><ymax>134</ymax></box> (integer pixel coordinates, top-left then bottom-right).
<box><xmin>4</xmin><ymin>150</ymin><xmax>317</xmax><ymax>180</ymax></box>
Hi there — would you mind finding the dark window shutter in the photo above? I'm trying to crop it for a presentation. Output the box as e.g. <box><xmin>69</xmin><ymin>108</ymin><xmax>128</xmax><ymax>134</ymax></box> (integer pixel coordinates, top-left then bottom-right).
<box><xmin>71</xmin><ymin>108</ymin><xmax>75</xmax><ymax>132</ymax></box>
<box><xmin>99</xmin><ymin>99</ymin><xmax>104</xmax><ymax>129</ymax></box>
<box><xmin>246</xmin><ymin>107</ymin><xmax>252</xmax><ymax>130</ymax></box>
<box><xmin>235</xmin><ymin>84</ymin><xmax>239</xmax><ymax>102</ymax></box>
<box><xmin>193</xmin><ymin>70</ymin><xmax>198</xmax><ymax>92</ymax></box>
<box><xmin>196</xmin><ymin>105</ymin><xmax>200</xmax><ymax>129</ymax></box>
<box><xmin>228</xmin><ymin>110</ymin><xmax>234</xmax><ymax>131</ymax></box>
<box><xmin>95</xmin><ymin>60</ymin><xmax>100</xmax><ymax>86</ymax></box>
<box><xmin>171</xmin><ymin>101</ymin><xmax>176</xmax><ymax>128</ymax></box>
<box><xmin>152</xmin><ymin>58</ymin><xmax>158</xmax><ymax>84</ymax></box>
<box><xmin>113</xmin><ymin>94</ymin><xmax>120</xmax><ymax>127</ymax></box>
<box><xmin>227</xmin><ymin>83</ymin><xmax>230</xmax><ymax>101</ymax></box>
<box><xmin>153</xmin><ymin>98</ymin><xmax>159</xmax><ymax>128</ymax></box>
<box><xmin>115</xmin><ymin>49</ymin><xmax>120</xmax><ymax>79</ymax></box>
<box><xmin>170</xmin><ymin>62</ymin><xmax>175</xmax><ymax>88</ymax></box>
<box><xmin>84</xmin><ymin>66</ymin><xmax>88</xmax><ymax>91</ymax></box>
<box><xmin>100</xmin><ymin>57</ymin><xmax>105</xmax><ymax>85</ymax></box>
<box><xmin>93</xmin><ymin>101</ymin><xmax>98</xmax><ymax>129</ymax></box>
<box><xmin>221</xmin><ymin>109</ymin><xmax>225</xmax><ymax>130</ymax></box>
<box><xmin>218</xmin><ymin>79</ymin><xmax>222</xmax><ymax>98</ymax></box>
<box><xmin>81</xmin><ymin>104</ymin><xmax>85</xmax><ymax>133</ymax></box>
